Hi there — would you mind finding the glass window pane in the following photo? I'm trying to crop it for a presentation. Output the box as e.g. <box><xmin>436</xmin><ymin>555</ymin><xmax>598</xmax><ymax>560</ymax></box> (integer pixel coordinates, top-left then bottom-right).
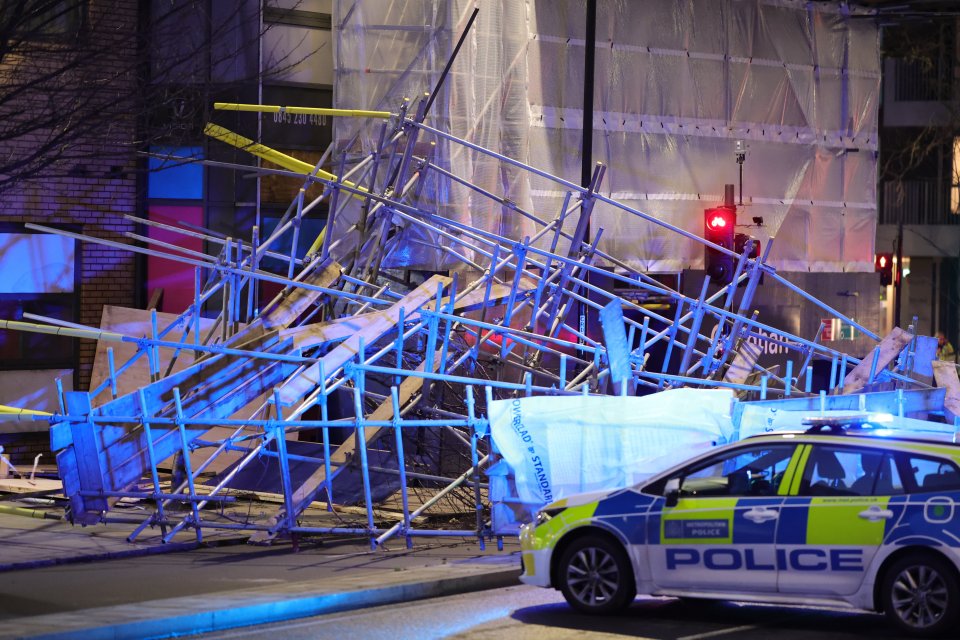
<box><xmin>678</xmin><ymin>445</ymin><xmax>796</xmax><ymax>497</ymax></box>
<box><xmin>902</xmin><ymin>455</ymin><xmax>960</xmax><ymax>493</ymax></box>
<box><xmin>801</xmin><ymin>446</ymin><xmax>907</xmax><ymax>497</ymax></box>
<box><xmin>148</xmin><ymin>147</ymin><xmax>203</xmax><ymax>200</ymax></box>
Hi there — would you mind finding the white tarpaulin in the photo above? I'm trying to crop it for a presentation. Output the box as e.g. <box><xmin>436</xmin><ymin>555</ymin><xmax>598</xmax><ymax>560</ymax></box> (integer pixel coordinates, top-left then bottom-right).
<box><xmin>488</xmin><ymin>389</ymin><xmax>734</xmax><ymax>504</ymax></box>
<box><xmin>333</xmin><ymin>0</ymin><xmax>879</xmax><ymax>272</ymax></box>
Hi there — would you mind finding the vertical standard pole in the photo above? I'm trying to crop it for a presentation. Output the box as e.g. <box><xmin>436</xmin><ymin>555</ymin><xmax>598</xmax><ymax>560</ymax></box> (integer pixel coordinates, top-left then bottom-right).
<box><xmin>272</xmin><ymin>388</ymin><xmax>297</xmax><ymax>536</ymax></box>
<box><xmin>172</xmin><ymin>388</ymin><xmax>202</xmax><ymax>543</ymax></box>
<box><xmin>318</xmin><ymin>360</ymin><xmax>332</xmax><ymax>508</ymax></box>
<box><xmin>133</xmin><ymin>389</ymin><xmax>168</xmax><ymax>540</ymax></box>
<box><xmin>390</xmin><ymin>386</ymin><xmax>411</xmax><ymax>548</ymax></box>
<box><xmin>247</xmin><ymin>226</ymin><xmax>259</xmax><ymax>321</ymax></box>
<box><xmin>679</xmin><ymin>278</ymin><xmax>710</xmax><ymax>375</ymax></box>
<box><xmin>107</xmin><ymin>347</ymin><xmax>118</xmax><ymax>399</ymax></box>
<box><xmin>221</xmin><ymin>240</ymin><xmax>231</xmax><ymax>343</ymax></box>
<box><xmin>438</xmin><ymin>273</ymin><xmax>457</xmax><ymax>375</ymax></box>
<box><xmin>234</xmin><ymin>238</ymin><xmax>244</xmax><ymax>331</ymax></box>
<box><xmin>466</xmin><ymin>386</ymin><xmax>484</xmax><ymax>550</ymax></box>
<box><xmin>868</xmin><ymin>348</ymin><xmax>881</xmax><ymax>384</ymax></box>
<box><xmin>839</xmin><ymin>353</ymin><xmax>848</xmax><ymax>393</ymax></box>
<box><xmin>193</xmin><ymin>267</ymin><xmax>202</xmax><ymax>358</ymax></box>
<box><xmin>660</xmin><ymin>300</ymin><xmax>685</xmax><ymax>384</ymax></box>
<box><xmin>395</xmin><ymin>307</ymin><xmax>405</xmax><ymax>387</ymax></box>
<box><xmin>150</xmin><ymin>310</ymin><xmax>160</xmax><ymax>382</ymax></box>
<box><xmin>639</xmin><ymin>316</ymin><xmax>650</xmax><ymax>364</ymax></box>
<box><xmin>353</xmin><ymin>385</ymin><xmax>376</xmax><ymax>549</ymax></box>
<box><xmin>55</xmin><ymin>378</ymin><xmax>66</xmax><ymax>414</ymax></box>
<box><xmin>288</xmin><ymin>189</ymin><xmax>304</xmax><ymax>281</ymax></box>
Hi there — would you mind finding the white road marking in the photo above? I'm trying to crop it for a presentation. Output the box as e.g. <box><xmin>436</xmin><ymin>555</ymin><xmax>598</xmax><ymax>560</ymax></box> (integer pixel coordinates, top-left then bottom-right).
<box><xmin>677</xmin><ymin>624</ymin><xmax>758</xmax><ymax>640</ymax></box>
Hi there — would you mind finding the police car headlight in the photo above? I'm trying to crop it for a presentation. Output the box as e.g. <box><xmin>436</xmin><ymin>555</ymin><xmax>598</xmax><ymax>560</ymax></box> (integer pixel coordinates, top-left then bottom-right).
<box><xmin>535</xmin><ymin>507</ymin><xmax>564</xmax><ymax>526</ymax></box>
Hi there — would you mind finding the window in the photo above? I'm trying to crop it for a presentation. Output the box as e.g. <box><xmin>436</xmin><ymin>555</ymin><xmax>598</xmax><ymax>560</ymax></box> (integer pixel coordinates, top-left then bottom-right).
<box><xmin>0</xmin><ymin>224</ymin><xmax>79</xmax><ymax>371</ymax></box>
<box><xmin>898</xmin><ymin>454</ymin><xmax>960</xmax><ymax>494</ymax></box>
<box><xmin>799</xmin><ymin>446</ymin><xmax>903</xmax><ymax>497</ymax></box>
<box><xmin>652</xmin><ymin>444</ymin><xmax>796</xmax><ymax>498</ymax></box>
<box><xmin>2</xmin><ymin>1</ymin><xmax>86</xmax><ymax>39</ymax></box>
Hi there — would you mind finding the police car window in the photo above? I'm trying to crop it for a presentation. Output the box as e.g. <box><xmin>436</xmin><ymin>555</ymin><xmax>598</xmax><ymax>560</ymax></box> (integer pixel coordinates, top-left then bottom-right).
<box><xmin>677</xmin><ymin>445</ymin><xmax>796</xmax><ymax>498</ymax></box>
<box><xmin>799</xmin><ymin>446</ymin><xmax>903</xmax><ymax>497</ymax></box>
<box><xmin>899</xmin><ymin>454</ymin><xmax>960</xmax><ymax>493</ymax></box>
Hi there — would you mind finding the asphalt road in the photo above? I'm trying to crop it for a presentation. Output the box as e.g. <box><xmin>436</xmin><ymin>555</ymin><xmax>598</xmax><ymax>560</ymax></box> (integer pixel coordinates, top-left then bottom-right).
<box><xmin>187</xmin><ymin>584</ymin><xmax>920</xmax><ymax>640</ymax></box>
<box><xmin>0</xmin><ymin>537</ymin><xmax>496</xmax><ymax>621</ymax></box>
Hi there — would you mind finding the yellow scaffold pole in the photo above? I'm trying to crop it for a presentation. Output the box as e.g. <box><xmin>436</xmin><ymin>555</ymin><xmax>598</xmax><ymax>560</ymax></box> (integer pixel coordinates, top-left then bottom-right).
<box><xmin>204</xmin><ymin>123</ymin><xmax>349</xmax><ymax>182</ymax></box>
<box><xmin>213</xmin><ymin>103</ymin><xmax>393</xmax><ymax>120</ymax></box>
<box><xmin>204</xmin><ymin>123</ymin><xmax>378</xmax><ymax>256</ymax></box>
<box><xmin>0</xmin><ymin>405</ymin><xmax>52</xmax><ymax>421</ymax></box>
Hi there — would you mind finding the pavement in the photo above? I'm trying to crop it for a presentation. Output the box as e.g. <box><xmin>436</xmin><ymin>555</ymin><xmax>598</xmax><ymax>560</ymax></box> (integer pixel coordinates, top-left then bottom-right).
<box><xmin>0</xmin><ymin>501</ymin><xmax>522</xmax><ymax>640</ymax></box>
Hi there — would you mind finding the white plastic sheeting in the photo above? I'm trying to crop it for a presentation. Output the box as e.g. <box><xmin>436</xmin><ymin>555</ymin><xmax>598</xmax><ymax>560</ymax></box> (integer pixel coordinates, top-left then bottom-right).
<box><xmin>488</xmin><ymin>389</ymin><xmax>734</xmax><ymax>504</ymax></box>
<box><xmin>333</xmin><ymin>0</ymin><xmax>879</xmax><ymax>272</ymax></box>
<box><xmin>333</xmin><ymin>0</ymin><xmax>534</xmax><ymax>269</ymax></box>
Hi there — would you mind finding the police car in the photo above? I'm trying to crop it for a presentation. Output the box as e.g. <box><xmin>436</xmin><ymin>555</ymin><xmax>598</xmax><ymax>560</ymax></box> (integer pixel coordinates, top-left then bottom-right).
<box><xmin>519</xmin><ymin>422</ymin><xmax>960</xmax><ymax>637</ymax></box>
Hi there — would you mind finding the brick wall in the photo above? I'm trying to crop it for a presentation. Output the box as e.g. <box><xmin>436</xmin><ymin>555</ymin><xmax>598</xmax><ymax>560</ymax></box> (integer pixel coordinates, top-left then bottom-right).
<box><xmin>0</xmin><ymin>433</ymin><xmax>51</xmax><ymax>468</ymax></box>
<box><xmin>2</xmin><ymin>0</ymin><xmax>140</xmax><ymax>391</ymax></box>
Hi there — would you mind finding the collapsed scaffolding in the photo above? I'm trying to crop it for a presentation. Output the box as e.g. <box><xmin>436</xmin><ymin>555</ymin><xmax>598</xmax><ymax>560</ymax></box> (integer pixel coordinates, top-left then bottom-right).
<box><xmin>2</xmin><ymin>83</ymin><xmax>959</xmax><ymax>549</ymax></box>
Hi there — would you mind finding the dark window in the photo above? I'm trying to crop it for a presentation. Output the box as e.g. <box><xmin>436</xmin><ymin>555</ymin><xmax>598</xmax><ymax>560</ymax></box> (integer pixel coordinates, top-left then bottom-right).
<box><xmin>646</xmin><ymin>444</ymin><xmax>796</xmax><ymax>498</ymax></box>
<box><xmin>896</xmin><ymin>453</ymin><xmax>960</xmax><ymax>494</ymax></box>
<box><xmin>1</xmin><ymin>0</ymin><xmax>86</xmax><ymax>39</ymax></box>
<box><xmin>799</xmin><ymin>445</ymin><xmax>904</xmax><ymax>497</ymax></box>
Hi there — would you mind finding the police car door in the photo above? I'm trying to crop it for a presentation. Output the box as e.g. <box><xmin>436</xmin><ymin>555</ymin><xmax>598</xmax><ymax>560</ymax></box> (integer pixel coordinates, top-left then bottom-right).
<box><xmin>777</xmin><ymin>444</ymin><xmax>902</xmax><ymax>596</ymax></box>
<box><xmin>647</xmin><ymin>443</ymin><xmax>798</xmax><ymax>593</ymax></box>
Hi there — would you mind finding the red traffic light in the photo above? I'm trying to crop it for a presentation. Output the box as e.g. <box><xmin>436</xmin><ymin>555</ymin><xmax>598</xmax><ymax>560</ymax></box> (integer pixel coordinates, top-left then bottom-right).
<box><xmin>706</xmin><ymin>210</ymin><xmax>734</xmax><ymax>231</ymax></box>
<box><xmin>704</xmin><ymin>206</ymin><xmax>736</xmax><ymax>285</ymax></box>
<box><xmin>875</xmin><ymin>253</ymin><xmax>893</xmax><ymax>286</ymax></box>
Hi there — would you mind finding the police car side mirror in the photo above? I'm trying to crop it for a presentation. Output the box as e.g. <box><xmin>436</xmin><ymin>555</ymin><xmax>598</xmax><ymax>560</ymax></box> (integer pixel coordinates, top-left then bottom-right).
<box><xmin>665</xmin><ymin>477</ymin><xmax>681</xmax><ymax>507</ymax></box>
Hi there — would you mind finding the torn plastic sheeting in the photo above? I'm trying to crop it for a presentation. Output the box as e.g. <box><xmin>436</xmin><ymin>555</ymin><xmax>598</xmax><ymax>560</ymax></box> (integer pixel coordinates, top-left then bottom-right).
<box><xmin>488</xmin><ymin>389</ymin><xmax>735</xmax><ymax>505</ymax></box>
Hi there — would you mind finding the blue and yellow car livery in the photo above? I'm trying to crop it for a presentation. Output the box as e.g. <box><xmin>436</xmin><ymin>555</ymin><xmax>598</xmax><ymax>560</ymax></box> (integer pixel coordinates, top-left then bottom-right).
<box><xmin>519</xmin><ymin>429</ymin><xmax>960</xmax><ymax>637</ymax></box>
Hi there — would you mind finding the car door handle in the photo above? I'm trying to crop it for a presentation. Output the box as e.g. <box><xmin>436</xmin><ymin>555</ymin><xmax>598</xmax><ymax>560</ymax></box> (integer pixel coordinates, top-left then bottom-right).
<box><xmin>743</xmin><ymin>507</ymin><xmax>779</xmax><ymax>524</ymax></box>
<box><xmin>858</xmin><ymin>505</ymin><xmax>894</xmax><ymax>521</ymax></box>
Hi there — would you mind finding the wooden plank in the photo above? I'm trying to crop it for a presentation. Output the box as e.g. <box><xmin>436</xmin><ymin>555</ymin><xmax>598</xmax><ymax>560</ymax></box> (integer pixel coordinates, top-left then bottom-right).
<box><xmin>278</xmin><ymin>275</ymin><xmax>451</xmax><ymax>405</ymax></box>
<box><xmin>933</xmin><ymin>361</ymin><xmax>960</xmax><ymax>424</ymax></box>
<box><xmin>0</xmin><ymin>478</ymin><xmax>62</xmax><ymax>494</ymax></box>
<box><xmin>842</xmin><ymin>327</ymin><xmax>914</xmax><ymax>395</ymax></box>
<box><xmin>280</xmin><ymin>281</ymin><xmax>512</xmax><ymax>351</ymax></box>
<box><xmin>249</xmin><ymin>355</ymin><xmax>435</xmax><ymax>543</ymax></box>
<box><xmin>280</xmin><ymin>316</ymin><xmax>363</xmax><ymax>350</ymax></box>
<box><xmin>62</xmin><ymin>393</ymin><xmax>107</xmax><ymax>524</ymax></box>
<box><xmin>89</xmin><ymin>306</ymin><xmax>219</xmax><ymax>408</ymax></box>
<box><xmin>259</xmin><ymin>259</ymin><xmax>342</xmax><ymax>330</ymax></box>
<box><xmin>723</xmin><ymin>340</ymin><xmax>762</xmax><ymax>386</ymax></box>
<box><xmin>58</xmin><ymin>331</ymin><xmax>301</xmax><ymax>523</ymax></box>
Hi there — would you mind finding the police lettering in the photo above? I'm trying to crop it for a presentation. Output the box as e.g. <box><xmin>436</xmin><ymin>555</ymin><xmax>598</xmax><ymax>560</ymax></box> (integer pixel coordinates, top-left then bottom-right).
<box><xmin>666</xmin><ymin>548</ymin><xmax>864</xmax><ymax>572</ymax></box>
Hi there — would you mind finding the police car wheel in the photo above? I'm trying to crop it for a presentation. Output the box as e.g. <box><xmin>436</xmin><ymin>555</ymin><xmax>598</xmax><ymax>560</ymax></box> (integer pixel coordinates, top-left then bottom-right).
<box><xmin>881</xmin><ymin>554</ymin><xmax>960</xmax><ymax>637</ymax></box>
<box><xmin>558</xmin><ymin>535</ymin><xmax>635</xmax><ymax>614</ymax></box>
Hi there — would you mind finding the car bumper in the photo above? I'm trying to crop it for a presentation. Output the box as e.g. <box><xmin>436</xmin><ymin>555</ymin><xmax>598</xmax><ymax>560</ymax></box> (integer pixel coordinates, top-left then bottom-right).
<box><xmin>519</xmin><ymin>523</ymin><xmax>554</xmax><ymax>587</ymax></box>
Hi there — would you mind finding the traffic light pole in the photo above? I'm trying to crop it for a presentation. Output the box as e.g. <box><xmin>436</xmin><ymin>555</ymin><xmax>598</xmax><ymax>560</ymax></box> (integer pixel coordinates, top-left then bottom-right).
<box><xmin>579</xmin><ymin>0</ymin><xmax>596</xmax><ymax>355</ymax></box>
<box><xmin>895</xmin><ymin>220</ymin><xmax>903</xmax><ymax>328</ymax></box>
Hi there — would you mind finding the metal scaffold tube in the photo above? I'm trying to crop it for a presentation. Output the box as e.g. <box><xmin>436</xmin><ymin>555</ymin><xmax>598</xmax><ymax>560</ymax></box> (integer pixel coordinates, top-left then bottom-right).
<box><xmin>0</xmin><ymin>46</ymin><xmax>931</xmax><ymax>553</ymax></box>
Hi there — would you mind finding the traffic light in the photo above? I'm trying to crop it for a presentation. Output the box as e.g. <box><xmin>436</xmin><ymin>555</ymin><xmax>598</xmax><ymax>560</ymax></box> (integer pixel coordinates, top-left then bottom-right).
<box><xmin>735</xmin><ymin>233</ymin><xmax>760</xmax><ymax>259</ymax></box>
<box><xmin>875</xmin><ymin>253</ymin><xmax>893</xmax><ymax>286</ymax></box>
<box><xmin>704</xmin><ymin>205</ymin><xmax>736</xmax><ymax>285</ymax></box>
